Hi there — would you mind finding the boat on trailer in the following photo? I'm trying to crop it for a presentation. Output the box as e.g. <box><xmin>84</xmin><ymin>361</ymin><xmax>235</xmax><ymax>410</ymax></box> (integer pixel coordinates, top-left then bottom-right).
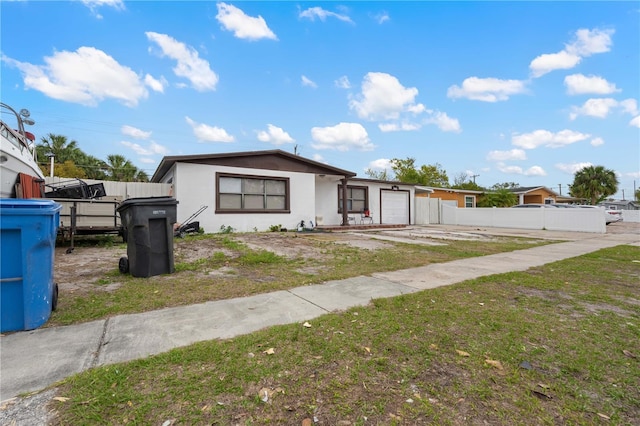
<box><xmin>0</xmin><ymin>102</ymin><xmax>45</xmax><ymax>198</ymax></box>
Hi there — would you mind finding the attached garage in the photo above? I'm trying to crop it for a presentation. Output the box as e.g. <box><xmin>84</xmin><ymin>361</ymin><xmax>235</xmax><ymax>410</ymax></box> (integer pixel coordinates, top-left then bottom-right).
<box><xmin>381</xmin><ymin>189</ymin><xmax>410</xmax><ymax>224</ymax></box>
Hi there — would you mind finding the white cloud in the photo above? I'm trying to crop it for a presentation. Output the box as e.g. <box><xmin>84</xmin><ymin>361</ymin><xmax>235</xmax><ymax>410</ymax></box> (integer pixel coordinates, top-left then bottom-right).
<box><xmin>216</xmin><ymin>2</ymin><xmax>277</xmax><ymax>41</ymax></box>
<box><xmin>185</xmin><ymin>116</ymin><xmax>234</xmax><ymax>143</ymax></box>
<box><xmin>486</xmin><ymin>149</ymin><xmax>527</xmax><ymax>161</ymax></box>
<box><xmin>426</xmin><ymin>111</ymin><xmax>461</xmax><ymax>133</ymax></box>
<box><xmin>301</xmin><ymin>75</ymin><xmax>317</xmax><ymax>88</ymax></box>
<box><xmin>82</xmin><ymin>0</ymin><xmax>125</xmax><ymax>9</ymax></box>
<box><xmin>569</xmin><ymin>98</ymin><xmax>638</xmax><ymax>120</ymax></box>
<box><xmin>1</xmin><ymin>48</ymin><xmax>148</xmax><ymax>107</ymax></box>
<box><xmin>310</xmin><ymin>122</ymin><xmax>374</xmax><ymax>151</ymax></box>
<box><xmin>447</xmin><ymin>77</ymin><xmax>527</xmax><ymax>102</ymax></box>
<box><xmin>312</xmin><ymin>153</ymin><xmax>326</xmax><ymax>163</ymax></box>
<box><xmin>121</xmin><ymin>141</ymin><xmax>152</xmax><ymax>156</ymax></box>
<box><xmin>140</xmin><ymin>158</ymin><xmax>156</xmax><ymax>164</ymax></box>
<box><xmin>144</xmin><ymin>74</ymin><xmax>167</xmax><ymax>93</ymax></box>
<box><xmin>146</xmin><ymin>32</ymin><xmax>219</xmax><ymax>92</ymax></box>
<box><xmin>555</xmin><ymin>162</ymin><xmax>593</xmax><ymax>174</ymax></box>
<box><xmin>378</xmin><ymin>122</ymin><xmax>421</xmax><ymax>132</ymax></box>
<box><xmin>625</xmin><ymin>171</ymin><xmax>640</xmax><ymax>179</ymax></box>
<box><xmin>568</xmin><ymin>28</ymin><xmax>615</xmax><ymax>56</ymax></box>
<box><xmin>349</xmin><ymin>72</ymin><xmax>421</xmax><ymax>121</ymax></box>
<box><xmin>335</xmin><ymin>76</ymin><xmax>351</xmax><ymax>89</ymax></box>
<box><xmin>372</xmin><ymin>12</ymin><xmax>390</xmax><ymax>24</ymax></box>
<box><xmin>299</xmin><ymin>7</ymin><xmax>353</xmax><ymax>23</ymax></box>
<box><xmin>368</xmin><ymin>158</ymin><xmax>392</xmax><ymax>170</ymax></box>
<box><xmin>121</xmin><ymin>125</ymin><xmax>151</xmax><ymax>140</ymax></box>
<box><xmin>82</xmin><ymin>0</ymin><xmax>125</xmax><ymax>18</ymax></box>
<box><xmin>497</xmin><ymin>163</ymin><xmax>547</xmax><ymax>176</ymax></box>
<box><xmin>529</xmin><ymin>28</ymin><xmax>614</xmax><ymax>77</ymax></box>
<box><xmin>564</xmin><ymin>74</ymin><xmax>619</xmax><ymax>95</ymax></box>
<box><xmin>619</xmin><ymin>99</ymin><xmax>639</xmax><ymax>116</ymax></box>
<box><xmin>256</xmin><ymin>124</ymin><xmax>295</xmax><ymax>145</ymax></box>
<box><xmin>512</xmin><ymin>129</ymin><xmax>591</xmax><ymax>149</ymax></box>
<box><xmin>590</xmin><ymin>137</ymin><xmax>604</xmax><ymax>147</ymax></box>
<box><xmin>630</xmin><ymin>116</ymin><xmax>640</xmax><ymax>128</ymax></box>
<box><xmin>529</xmin><ymin>51</ymin><xmax>582</xmax><ymax>78</ymax></box>
<box><xmin>120</xmin><ymin>141</ymin><xmax>167</xmax><ymax>156</ymax></box>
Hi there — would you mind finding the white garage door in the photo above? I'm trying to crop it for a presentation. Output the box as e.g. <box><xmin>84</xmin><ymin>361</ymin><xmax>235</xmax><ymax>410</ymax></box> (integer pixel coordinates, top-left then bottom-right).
<box><xmin>381</xmin><ymin>190</ymin><xmax>409</xmax><ymax>224</ymax></box>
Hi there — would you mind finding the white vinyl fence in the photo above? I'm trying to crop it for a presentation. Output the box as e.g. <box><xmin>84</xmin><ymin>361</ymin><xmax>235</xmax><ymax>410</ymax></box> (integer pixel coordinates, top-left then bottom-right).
<box><xmin>441</xmin><ymin>205</ymin><xmax>607</xmax><ymax>233</ymax></box>
<box><xmin>621</xmin><ymin>210</ymin><xmax>640</xmax><ymax>223</ymax></box>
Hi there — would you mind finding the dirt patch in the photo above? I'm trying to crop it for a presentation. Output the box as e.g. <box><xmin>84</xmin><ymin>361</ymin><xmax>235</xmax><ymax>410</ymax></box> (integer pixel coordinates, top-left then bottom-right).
<box><xmin>54</xmin><ymin>246</ymin><xmax>126</xmax><ymax>296</ymax></box>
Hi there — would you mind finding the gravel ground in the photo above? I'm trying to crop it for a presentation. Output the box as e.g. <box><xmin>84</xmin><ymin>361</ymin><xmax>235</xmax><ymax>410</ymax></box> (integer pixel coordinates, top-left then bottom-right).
<box><xmin>0</xmin><ymin>389</ymin><xmax>58</xmax><ymax>426</ymax></box>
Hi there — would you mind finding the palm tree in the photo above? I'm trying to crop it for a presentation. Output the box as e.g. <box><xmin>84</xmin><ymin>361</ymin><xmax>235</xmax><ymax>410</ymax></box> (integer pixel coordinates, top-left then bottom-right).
<box><xmin>106</xmin><ymin>154</ymin><xmax>138</xmax><ymax>182</ymax></box>
<box><xmin>569</xmin><ymin>165</ymin><xmax>619</xmax><ymax>205</ymax></box>
<box><xmin>36</xmin><ymin>133</ymin><xmax>82</xmax><ymax>164</ymax></box>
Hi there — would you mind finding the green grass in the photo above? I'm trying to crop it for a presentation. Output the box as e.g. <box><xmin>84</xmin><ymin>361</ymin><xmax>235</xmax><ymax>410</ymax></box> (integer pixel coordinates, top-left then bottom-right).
<box><xmin>50</xmin><ymin>245</ymin><xmax>640</xmax><ymax>425</ymax></box>
<box><xmin>49</xmin><ymin>233</ymin><xmax>553</xmax><ymax>326</ymax></box>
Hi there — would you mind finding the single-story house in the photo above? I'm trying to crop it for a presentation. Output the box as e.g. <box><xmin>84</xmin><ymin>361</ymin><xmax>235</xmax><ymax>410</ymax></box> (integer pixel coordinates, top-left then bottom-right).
<box><xmin>416</xmin><ymin>186</ymin><xmax>485</xmax><ymax>208</ymax></box>
<box><xmin>599</xmin><ymin>200</ymin><xmax>639</xmax><ymax>210</ymax></box>
<box><xmin>508</xmin><ymin>186</ymin><xmax>559</xmax><ymax>205</ymax></box>
<box><xmin>150</xmin><ymin>150</ymin><xmax>415</xmax><ymax>233</ymax></box>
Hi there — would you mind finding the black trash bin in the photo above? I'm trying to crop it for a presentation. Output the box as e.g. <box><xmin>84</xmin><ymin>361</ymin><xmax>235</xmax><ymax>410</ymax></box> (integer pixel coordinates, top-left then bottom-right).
<box><xmin>117</xmin><ymin>196</ymin><xmax>178</xmax><ymax>278</ymax></box>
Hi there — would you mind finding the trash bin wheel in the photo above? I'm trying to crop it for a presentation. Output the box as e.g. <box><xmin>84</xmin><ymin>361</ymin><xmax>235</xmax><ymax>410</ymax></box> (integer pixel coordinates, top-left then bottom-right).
<box><xmin>119</xmin><ymin>256</ymin><xmax>130</xmax><ymax>274</ymax></box>
<box><xmin>52</xmin><ymin>283</ymin><xmax>59</xmax><ymax>311</ymax></box>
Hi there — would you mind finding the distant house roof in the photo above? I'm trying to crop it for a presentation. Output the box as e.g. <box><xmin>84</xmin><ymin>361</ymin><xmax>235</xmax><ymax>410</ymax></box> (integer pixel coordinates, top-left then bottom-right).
<box><xmin>151</xmin><ymin>149</ymin><xmax>356</xmax><ymax>182</ymax></box>
<box><xmin>508</xmin><ymin>186</ymin><xmax>560</xmax><ymax>196</ymax></box>
<box><xmin>422</xmin><ymin>186</ymin><xmax>485</xmax><ymax>194</ymax></box>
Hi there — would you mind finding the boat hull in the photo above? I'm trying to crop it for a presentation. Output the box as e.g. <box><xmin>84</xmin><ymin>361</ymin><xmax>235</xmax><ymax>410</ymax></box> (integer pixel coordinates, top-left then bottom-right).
<box><xmin>0</xmin><ymin>139</ymin><xmax>45</xmax><ymax>198</ymax></box>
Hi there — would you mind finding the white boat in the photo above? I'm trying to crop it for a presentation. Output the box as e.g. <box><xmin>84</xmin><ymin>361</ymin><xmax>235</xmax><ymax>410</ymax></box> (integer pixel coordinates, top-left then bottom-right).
<box><xmin>0</xmin><ymin>102</ymin><xmax>45</xmax><ymax>198</ymax></box>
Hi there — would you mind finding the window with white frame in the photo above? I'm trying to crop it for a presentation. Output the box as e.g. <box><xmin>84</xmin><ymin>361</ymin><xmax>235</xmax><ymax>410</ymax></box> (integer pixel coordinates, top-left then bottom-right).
<box><xmin>217</xmin><ymin>173</ymin><xmax>289</xmax><ymax>213</ymax></box>
<box><xmin>465</xmin><ymin>195</ymin><xmax>475</xmax><ymax>208</ymax></box>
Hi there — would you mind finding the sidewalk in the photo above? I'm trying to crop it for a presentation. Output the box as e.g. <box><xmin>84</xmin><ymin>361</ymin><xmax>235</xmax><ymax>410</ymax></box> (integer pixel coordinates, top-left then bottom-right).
<box><xmin>1</xmin><ymin>230</ymin><xmax>638</xmax><ymax>401</ymax></box>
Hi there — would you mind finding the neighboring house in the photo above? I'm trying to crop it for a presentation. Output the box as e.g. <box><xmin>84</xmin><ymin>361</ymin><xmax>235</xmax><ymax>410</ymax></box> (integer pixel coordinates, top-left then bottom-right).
<box><xmin>150</xmin><ymin>150</ymin><xmax>415</xmax><ymax>232</ymax></box>
<box><xmin>508</xmin><ymin>186</ymin><xmax>559</xmax><ymax>205</ymax></box>
<box><xmin>599</xmin><ymin>200</ymin><xmax>640</xmax><ymax>210</ymax></box>
<box><xmin>416</xmin><ymin>186</ymin><xmax>484</xmax><ymax>208</ymax></box>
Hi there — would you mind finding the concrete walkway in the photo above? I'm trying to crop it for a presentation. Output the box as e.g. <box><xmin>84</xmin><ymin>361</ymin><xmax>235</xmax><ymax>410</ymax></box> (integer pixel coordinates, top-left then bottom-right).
<box><xmin>1</xmin><ymin>230</ymin><xmax>637</xmax><ymax>401</ymax></box>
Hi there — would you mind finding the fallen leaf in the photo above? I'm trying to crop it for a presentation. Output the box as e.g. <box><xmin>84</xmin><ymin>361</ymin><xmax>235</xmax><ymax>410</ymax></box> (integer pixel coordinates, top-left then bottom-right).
<box><xmin>485</xmin><ymin>359</ymin><xmax>503</xmax><ymax>370</ymax></box>
<box><xmin>302</xmin><ymin>419</ymin><xmax>313</xmax><ymax>426</ymax></box>
<box><xmin>597</xmin><ymin>413</ymin><xmax>610</xmax><ymax>420</ymax></box>
<box><xmin>303</xmin><ymin>322</ymin><xmax>312</xmax><ymax>328</ymax></box>
<box><xmin>263</xmin><ymin>348</ymin><xmax>275</xmax><ymax>355</ymax></box>
<box><xmin>456</xmin><ymin>350</ymin><xmax>470</xmax><ymax>357</ymax></box>
<box><xmin>622</xmin><ymin>349</ymin><xmax>636</xmax><ymax>358</ymax></box>
<box><xmin>429</xmin><ymin>343</ymin><xmax>438</xmax><ymax>350</ymax></box>
<box><xmin>537</xmin><ymin>383</ymin><xmax>550</xmax><ymax>390</ymax></box>
<box><xmin>127</xmin><ymin>400</ymin><xmax>133</xmax><ymax>407</ymax></box>
<box><xmin>53</xmin><ymin>397</ymin><xmax>70</xmax><ymax>402</ymax></box>
<box><xmin>479</xmin><ymin>303</ymin><xmax>485</xmax><ymax>306</ymax></box>
<box><xmin>364</xmin><ymin>347</ymin><xmax>371</xmax><ymax>353</ymax></box>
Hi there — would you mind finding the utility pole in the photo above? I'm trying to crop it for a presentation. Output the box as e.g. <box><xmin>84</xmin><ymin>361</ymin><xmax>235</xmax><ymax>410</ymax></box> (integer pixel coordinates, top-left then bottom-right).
<box><xmin>558</xmin><ymin>184</ymin><xmax>562</xmax><ymax>195</ymax></box>
<box><xmin>470</xmin><ymin>174</ymin><xmax>479</xmax><ymax>184</ymax></box>
<box><xmin>622</xmin><ymin>189</ymin><xmax>625</xmax><ymax>201</ymax></box>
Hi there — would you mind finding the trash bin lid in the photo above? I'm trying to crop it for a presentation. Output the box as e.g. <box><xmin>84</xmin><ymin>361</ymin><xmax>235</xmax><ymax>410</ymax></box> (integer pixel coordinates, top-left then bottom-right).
<box><xmin>0</xmin><ymin>199</ymin><xmax>62</xmax><ymax>215</ymax></box>
<box><xmin>117</xmin><ymin>196</ymin><xmax>178</xmax><ymax>212</ymax></box>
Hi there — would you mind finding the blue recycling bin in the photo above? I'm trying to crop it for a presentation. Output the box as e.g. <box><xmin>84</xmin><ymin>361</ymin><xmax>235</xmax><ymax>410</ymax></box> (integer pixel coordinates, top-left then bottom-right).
<box><xmin>1</xmin><ymin>199</ymin><xmax>61</xmax><ymax>332</ymax></box>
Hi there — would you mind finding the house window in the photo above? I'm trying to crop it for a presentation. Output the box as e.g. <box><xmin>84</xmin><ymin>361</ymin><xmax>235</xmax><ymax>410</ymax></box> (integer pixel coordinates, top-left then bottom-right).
<box><xmin>338</xmin><ymin>185</ymin><xmax>368</xmax><ymax>213</ymax></box>
<box><xmin>464</xmin><ymin>195</ymin><xmax>475</xmax><ymax>208</ymax></box>
<box><xmin>217</xmin><ymin>173</ymin><xmax>289</xmax><ymax>213</ymax></box>
<box><xmin>544</xmin><ymin>198</ymin><xmax>555</xmax><ymax>204</ymax></box>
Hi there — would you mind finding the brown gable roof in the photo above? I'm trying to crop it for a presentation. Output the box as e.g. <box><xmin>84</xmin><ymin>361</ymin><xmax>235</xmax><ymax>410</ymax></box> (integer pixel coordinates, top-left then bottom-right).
<box><xmin>151</xmin><ymin>149</ymin><xmax>356</xmax><ymax>182</ymax></box>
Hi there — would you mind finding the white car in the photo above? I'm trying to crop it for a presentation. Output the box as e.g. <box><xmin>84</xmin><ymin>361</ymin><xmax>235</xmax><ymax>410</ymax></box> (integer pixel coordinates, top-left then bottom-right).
<box><xmin>575</xmin><ymin>205</ymin><xmax>623</xmax><ymax>225</ymax></box>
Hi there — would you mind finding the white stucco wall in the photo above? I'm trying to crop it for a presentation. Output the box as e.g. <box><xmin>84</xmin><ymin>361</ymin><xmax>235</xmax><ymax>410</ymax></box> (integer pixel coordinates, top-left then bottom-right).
<box><xmin>314</xmin><ymin>177</ymin><xmax>415</xmax><ymax>225</ymax></box>
<box><xmin>173</xmin><ymin>163</ymin><xmax>316</xmax><ymax>233</ymax></box>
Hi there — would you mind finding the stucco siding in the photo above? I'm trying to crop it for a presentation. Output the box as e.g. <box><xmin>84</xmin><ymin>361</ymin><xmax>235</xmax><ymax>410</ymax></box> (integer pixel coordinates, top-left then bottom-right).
<box><xmin>174</xmin><ymin>163</ymin><xmax>316</xmax><ymax>233</ymax></box>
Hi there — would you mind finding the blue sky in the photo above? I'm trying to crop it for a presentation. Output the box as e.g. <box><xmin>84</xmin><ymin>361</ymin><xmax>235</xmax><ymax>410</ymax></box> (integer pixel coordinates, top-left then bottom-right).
<box><xmin>2</xmin><ymin>1</ymin><xmax>639</xmax><ymax>198</ymax></box>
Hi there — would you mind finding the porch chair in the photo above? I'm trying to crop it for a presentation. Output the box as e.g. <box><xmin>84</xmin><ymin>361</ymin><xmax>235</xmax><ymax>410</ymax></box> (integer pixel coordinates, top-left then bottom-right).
<box><xmin>360</xmin><ymin>209</ymin><xmax>373</xmax><ymax>224</ymax></box>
